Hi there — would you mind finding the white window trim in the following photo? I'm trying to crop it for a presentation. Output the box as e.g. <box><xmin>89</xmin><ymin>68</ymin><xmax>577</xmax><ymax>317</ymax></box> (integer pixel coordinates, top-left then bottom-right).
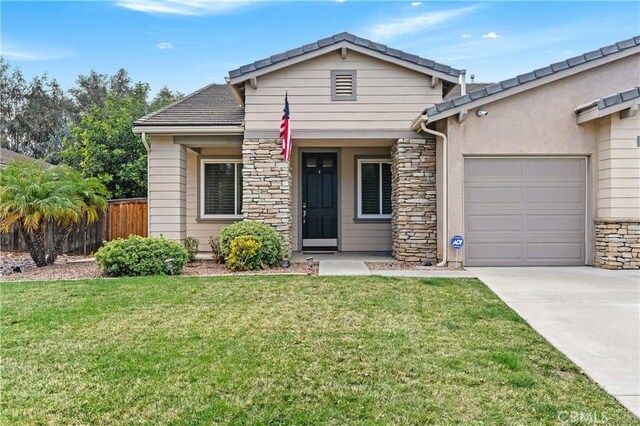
<box><xmin>357</xmin><ymin>158</ymin><xmax>392</xmax><ymax>219</ymax></box>
<box><xmin>200</xmin><ymin>158</ymin><xmax>243</xmax><ymax>219</ymax></box>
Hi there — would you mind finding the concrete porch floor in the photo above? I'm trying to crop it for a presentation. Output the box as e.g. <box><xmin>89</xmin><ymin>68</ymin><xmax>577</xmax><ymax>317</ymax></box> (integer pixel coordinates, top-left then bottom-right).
<box><xmin>290</xmin><ymin>251</ymin><xmax>396</xmax><ymax>263</ymax></box>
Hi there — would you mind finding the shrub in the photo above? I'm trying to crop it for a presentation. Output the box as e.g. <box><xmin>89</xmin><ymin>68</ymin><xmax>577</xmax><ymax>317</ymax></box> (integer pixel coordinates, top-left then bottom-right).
<box><xmin>208</xmin><ymin>235</ymin><xmax>224</xmax><ymax>263</ymax></box>
<box><xmin>95</xmin><ymin>235</ymin><xmax>188</xmax><ymax>277</ymax></box>
<box><xmin>219</xmin><ymin>220</ymin><xmax>285</xmax><ymax>268</ymax></box>
<box><xmin>183</xmin><ymin>236</ymin><xmax>199</xmax><ymax>262</ymax></box>
<box><xmin>226</xmin><ymin>235</ymin><xmax>263</xmax><ymax>271</ymax></box>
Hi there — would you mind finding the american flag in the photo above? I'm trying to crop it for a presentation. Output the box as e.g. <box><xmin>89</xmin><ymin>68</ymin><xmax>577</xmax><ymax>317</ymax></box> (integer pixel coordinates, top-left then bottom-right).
<box><xmin>280</xmin><ymin>93</ymin><xmax>292</xmax><ymax>161</ymax></box>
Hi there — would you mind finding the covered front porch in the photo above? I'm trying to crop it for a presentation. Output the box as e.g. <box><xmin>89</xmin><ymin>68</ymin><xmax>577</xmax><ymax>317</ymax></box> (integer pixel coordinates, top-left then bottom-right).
<box><xmin>147</xmin><ymin>135</ymin><xmax>438</xmax><ymax>263</ymax></box>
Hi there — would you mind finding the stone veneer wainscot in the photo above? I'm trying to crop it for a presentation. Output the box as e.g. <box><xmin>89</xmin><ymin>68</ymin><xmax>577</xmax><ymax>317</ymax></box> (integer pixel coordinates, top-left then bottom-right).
<box><xmin>242</xmin><ymin>138</ymin><xmax>292</xmax><ymax>257</ymax></box>
<box><xmin>594</xmin><ymin>218</ymin><xmax>640</xmax><ymax>269</ymax></box>
<box><xmin>391</xmin><ymin>138</ymin><xmax>437</xmax><ymax>263</ymax></box>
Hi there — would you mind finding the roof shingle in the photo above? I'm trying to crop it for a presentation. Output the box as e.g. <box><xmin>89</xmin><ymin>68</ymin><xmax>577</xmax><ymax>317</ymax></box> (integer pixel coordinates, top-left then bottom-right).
<box><xmin>134</xmin><ymin>84</ymin><xmax>244</xmax><ymax>127</ymax></box>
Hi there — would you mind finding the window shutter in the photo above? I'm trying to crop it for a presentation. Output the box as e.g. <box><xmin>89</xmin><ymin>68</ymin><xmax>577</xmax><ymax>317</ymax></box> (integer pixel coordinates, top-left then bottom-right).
<box><xmin>381</xmin><ymin>163</ymin><xmax>392</xmax><ymax>215</ymax></box>
<box><xmin>331</xmin><ymin>70</ymin><xmax>357</xmax><ymax>101</ymax></box>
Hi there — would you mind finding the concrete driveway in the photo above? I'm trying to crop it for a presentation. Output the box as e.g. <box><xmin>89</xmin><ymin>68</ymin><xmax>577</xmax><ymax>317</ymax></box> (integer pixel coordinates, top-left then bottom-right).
<box><xmin>467</xmin><ymin>267</ymin><xmax>640</xmax><ymax>417</ymax></box>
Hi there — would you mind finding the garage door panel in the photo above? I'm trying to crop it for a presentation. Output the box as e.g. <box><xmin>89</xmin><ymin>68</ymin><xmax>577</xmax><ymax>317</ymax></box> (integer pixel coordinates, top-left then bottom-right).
<box><xmin>465</xmin><ymin>187</ymin><xmax>523</xmax><ymax>205</ymax></box>
<box><xmin>527</xmin><ymin>243</ymin><xmax>584</xmax><ymax>262</ymax></box>
<box><xmin>466</xmin><ymin>159</ymin><xmax>523</xmax><ymax>179</ymax></box>
<box><xmin>527</xmin><ymin>214</ymin><xmax>584</xmax><ymax>232</ymax></box>
<box><xmin>524</xmin><ymin>158</ymin><xmax>585</xmax><ymax>180</ymax></box>
<box><xmin>467</xmin><ymin>214</ymin><xmax>522</xmax><ymax>232</ymax></box>
<box><xmin>465</xmin><ymin>243</ymin><xmax>525</xmax><ymax>262</ymax></box>
<box><xmin>527</xmin><ymin>185</ymin><xmax>584</xmax><ymax>204</ymax></box>
<box><xmin>464</xmin><ymin>158</ymin><xmax>586</xmax><ymax>267</ymax></box>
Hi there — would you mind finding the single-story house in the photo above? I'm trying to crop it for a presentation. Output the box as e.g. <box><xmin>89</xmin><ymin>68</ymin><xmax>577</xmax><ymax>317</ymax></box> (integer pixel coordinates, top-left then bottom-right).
<box><xmin>133</xmin><ymin>32</ymin><xmax>640</xmax><ymax>269</ymax></box>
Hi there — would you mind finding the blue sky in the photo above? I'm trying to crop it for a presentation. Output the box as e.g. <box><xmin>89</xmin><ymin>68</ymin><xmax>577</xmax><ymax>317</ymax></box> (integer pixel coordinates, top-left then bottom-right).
<box><xmin>2</xmin><ymin>1</ymin><xmax>639</xmax><ymax>95</ymax></box>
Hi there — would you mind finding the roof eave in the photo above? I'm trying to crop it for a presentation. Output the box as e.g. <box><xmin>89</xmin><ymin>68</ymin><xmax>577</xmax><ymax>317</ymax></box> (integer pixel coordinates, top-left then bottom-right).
<box><xmin>228</xmin><ymin>41</ymin><xmax>460</xmax><ymax>85</ymax></box>
<box><xmin>132</xmin><ymin>125</ymin><xmax>245</xmax><ymax>135</ymax></box>
<box><xmin>423</xmin><ymin>45</ymin><xmax>640</xmax><ymax>124</ymax></box>
<box><xmin>576</xmin><ymin>99</ymin><xmax>640</xmax><ymax>124</ymax></box>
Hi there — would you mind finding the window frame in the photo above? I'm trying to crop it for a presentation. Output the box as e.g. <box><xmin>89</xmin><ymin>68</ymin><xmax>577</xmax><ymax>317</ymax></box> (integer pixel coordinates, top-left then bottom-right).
<box><xmin>199</xmin><ymin>158</ymin><xmax>243</xmax><ymax>220</ymax></box>
<box><xmin>356</xmin><ymin>158</ymin><xmax>392</xmax><ymax>220</ymax></box>
<box><xmin>330</xmin><ymin>69</ymin><xmax>357</xmax><ymax>101</ymax></box>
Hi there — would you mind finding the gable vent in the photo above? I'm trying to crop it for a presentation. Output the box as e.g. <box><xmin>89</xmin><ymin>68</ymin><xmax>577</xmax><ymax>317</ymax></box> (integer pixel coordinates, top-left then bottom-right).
<box><xmin>331</xmin><ymin>70</ymin><xmax>357</xmax><ymax>101</ymax></box>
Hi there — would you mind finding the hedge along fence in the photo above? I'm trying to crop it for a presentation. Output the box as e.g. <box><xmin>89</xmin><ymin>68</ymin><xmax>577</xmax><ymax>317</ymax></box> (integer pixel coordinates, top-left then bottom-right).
<box><xmin>0</xmin><ymin>197</ymin><xmax>148</xmax><ymax>255</ymax></box>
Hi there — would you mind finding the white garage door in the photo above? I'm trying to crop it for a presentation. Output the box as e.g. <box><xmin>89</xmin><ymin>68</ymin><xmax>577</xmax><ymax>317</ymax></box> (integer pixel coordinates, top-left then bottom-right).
<box><xmin>464</xmin><ymin>158</ymin><xmax>586</xmax><ymax>266</ymax></box>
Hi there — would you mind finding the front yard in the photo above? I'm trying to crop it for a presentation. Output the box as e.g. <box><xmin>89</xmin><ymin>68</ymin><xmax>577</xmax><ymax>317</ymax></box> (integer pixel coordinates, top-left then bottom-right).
<box><xmin>1</xmin><ymin>276</ymin><xmax>636</xmax><ymax>424</ymax></box>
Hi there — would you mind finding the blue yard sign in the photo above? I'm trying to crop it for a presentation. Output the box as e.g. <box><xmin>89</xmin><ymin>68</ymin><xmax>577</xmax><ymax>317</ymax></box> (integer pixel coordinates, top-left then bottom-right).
<box><xmin>450</xmin><ymin>235</ymin><xmax>464</xmax><ymax>250</ymax></box>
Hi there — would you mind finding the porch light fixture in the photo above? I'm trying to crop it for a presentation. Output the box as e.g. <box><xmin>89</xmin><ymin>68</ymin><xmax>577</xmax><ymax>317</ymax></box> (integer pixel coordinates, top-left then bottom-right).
<box><xmin>165</xmin><ymin>258</ymin><xmax>174</xmax><ymax>275</ymax></box>
<box><xmin>476</xmin><ymin>110</ymin><xmax>489</xmax><ymax>117</ymax></box>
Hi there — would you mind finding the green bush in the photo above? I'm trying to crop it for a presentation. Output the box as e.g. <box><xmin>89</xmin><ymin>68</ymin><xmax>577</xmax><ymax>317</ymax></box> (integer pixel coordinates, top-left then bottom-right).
<box><xmin>208</xmin><ymin>235</ymin><xmax>224</xmax><ymax>263</ymax></box>
<box><xmin>226</xmin><ymin>235</ymin><xmax>263</xmax><ymax>271</ymax></box>
<box><xmin>219</xmin><ymin>220</ymin><xmax>285</xmax><ymax>268</ymax></box>
<box><xmin>95</xmin><ymin>235</ymin><xmax>188</xmax><ymax>277</ymax></box>
<box><xmin>183</xmin><ymin>236</ymin><xmax>199</xmax><ymax>262</ymax></box>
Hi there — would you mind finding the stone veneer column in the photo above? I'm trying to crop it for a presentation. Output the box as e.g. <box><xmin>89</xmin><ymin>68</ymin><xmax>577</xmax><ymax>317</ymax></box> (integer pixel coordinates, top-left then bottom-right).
<box><xmin>242</xmin><ymin>138</ymin><xmax>292</xmax><ymax>257</ymax></box>
<box><xmin>391</xmin><ymin>138</ymin><xmax>437</xmax><ymax>263</ymax></box>
<box><xmin>595</xmin><ymin>218</ymin><xmax>640</xmax><ymax>269</ymax></box>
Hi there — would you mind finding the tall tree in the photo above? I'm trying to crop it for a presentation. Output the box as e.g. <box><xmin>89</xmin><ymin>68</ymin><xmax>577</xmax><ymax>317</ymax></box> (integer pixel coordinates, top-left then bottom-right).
<box><xmin>150</xmin><ymin>86</ymin><xmax>184</xmax><ymax>111</ymax></box>
<box><xmin>62</xmin><ymin>83</ymin><xmax>150</xmax><ymax>199</ymax></box>
<box><xmin>0</xmin><ymin>59</ymin><xmax>72</xmax><ymax>160</ymax></box>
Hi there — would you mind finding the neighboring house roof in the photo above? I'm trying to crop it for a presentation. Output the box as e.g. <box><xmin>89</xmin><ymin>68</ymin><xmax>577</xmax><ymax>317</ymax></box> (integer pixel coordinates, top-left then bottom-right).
<box><xmin>574</xmin><ymin>87</ymin><xmax>640</xmax><ymax>123</ymax></box>
<box><xmin>228</xmin><ymin>32</ymin><xmax>461</xmax><ymax>84</ymax></box>
<box><xmin>133</xmin><ymin>84</ymin><xmax>244</xmax><ymax>128</ymax></box>
<box><xmin>423</xmin><ymin>35</ymin><xmax>640</xmax><ymax>123</ymax></box>
<box><xmin>0</xmin><ymin>148</ymin><xmax>52</xmax><ymax>168</ymax></box>
<box><xmin>443</xmin><ymin>83</ymin><xmax>494</xmax><ymax>101</ymax></box>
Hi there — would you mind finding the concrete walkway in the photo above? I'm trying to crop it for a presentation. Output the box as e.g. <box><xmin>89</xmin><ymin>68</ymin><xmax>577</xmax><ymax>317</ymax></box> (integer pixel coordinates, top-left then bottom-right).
<box><xmin>468</xmin><ymin>267</ymin><xmax>640</xmax><ymax>417</ymax></box>
<box><xmin>318</xmin><ymin>259</ymin><xmax>371</xmax><ymax>276</ymax></box>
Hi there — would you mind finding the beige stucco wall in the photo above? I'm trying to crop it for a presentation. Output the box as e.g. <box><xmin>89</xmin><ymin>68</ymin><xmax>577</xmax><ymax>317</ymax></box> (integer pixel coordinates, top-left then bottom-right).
<box><xmin>596</xmin><ymin>113</ymin><xmax>640</xmax><ymax>219</ymax></box>
<box><xmin>440</xmin><ymin>53</ymin><xmax>640</xmax><ymax>265</ymax></box>
<box><xmin>290</xmin><ymin>141</ymin><xmax>393</xmax><ymax>252</ymax></box>
<box><xmin>244</xmin><ymin>50</ymin><xmax>440</xmax><ymax>132</ymax></box>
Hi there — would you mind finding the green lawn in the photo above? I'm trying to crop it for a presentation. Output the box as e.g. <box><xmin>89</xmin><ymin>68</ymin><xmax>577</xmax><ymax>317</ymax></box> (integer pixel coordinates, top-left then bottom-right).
<box><xmin>1</xmin><ymin>276</ymin><xmax>636</xmax><ymax>424</ymax></box>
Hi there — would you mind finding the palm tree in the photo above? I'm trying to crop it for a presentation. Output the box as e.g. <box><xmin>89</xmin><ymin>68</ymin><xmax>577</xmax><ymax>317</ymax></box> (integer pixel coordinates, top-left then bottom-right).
<box><xmin>0</xmin><ymin>160</ymin><xmax>107</xmax><ymax>266</ymax></box>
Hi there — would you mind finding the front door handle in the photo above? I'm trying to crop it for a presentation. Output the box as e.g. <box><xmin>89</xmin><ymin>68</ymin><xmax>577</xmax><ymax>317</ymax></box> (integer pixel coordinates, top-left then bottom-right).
<box><xmin>303</xmin><ymin>202</ymin><xmax>306</xmax><ymax>224</ymax></box>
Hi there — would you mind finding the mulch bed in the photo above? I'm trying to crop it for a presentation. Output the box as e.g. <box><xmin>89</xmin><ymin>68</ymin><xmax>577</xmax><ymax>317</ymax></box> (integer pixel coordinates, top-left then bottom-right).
<box><xmin>1</xmin><ymin>253</ymin><xmax>318</xmax><ymax>282</ymax></box>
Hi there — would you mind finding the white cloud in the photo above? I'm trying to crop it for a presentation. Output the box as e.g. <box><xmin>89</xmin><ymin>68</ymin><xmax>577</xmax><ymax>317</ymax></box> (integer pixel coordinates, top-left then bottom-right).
<box><xmin>156</xmin><ymin>42</ymin><xmax>174</xmax><ymax>50</ymax></box>
<box><xmin>461</xmin><ymin>34</ymin><xmax>472</xmax><ymax>38</ymax></box>
<box><xmin>481</xmin><ymin>32</ymin><xmax>500</xmax><ymax>39</ymax></box>
<box><xmin>0</xmin><ymin>41</ymin><xmax>74</xmax><ymax>61</ymax></box>
<box><xmin>368</xmin><ymin>6</ymin><xmax>478</xmax><ymax>40</ymax></box>
<box><xmin>116</xmin><ymin>0</ymin><xmax>252</xmax><ymax>16</ymax></box>
<box><xmin>410</xmin><ymin>2</ymin><xmax>422</xmax><ymax>6</ymax></box>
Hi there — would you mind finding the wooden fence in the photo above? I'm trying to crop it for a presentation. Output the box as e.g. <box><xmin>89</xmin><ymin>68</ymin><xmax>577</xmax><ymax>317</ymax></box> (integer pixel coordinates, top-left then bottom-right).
<box><xmin>1</xmin><ymin>197</ymin><xmax>148</xmax><ymax>255</ymax></box>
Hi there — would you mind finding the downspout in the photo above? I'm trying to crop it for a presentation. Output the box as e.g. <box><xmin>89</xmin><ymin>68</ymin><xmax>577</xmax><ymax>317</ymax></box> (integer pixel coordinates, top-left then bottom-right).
<box><xmin>412</xmin><ymin>117</ymin><xmax>448</xmax><ymax>267</ymax></box>
<box><xmin>141</xmin><ymin>132</ymin><xmax>151</xmax><ymax>237</ymax></box>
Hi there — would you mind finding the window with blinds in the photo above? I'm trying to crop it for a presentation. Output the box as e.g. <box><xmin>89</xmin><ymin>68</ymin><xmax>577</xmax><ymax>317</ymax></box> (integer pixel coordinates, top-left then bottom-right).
<box><xmin>201</xmin><ymin>160</ymin><xmax>242</xmax><ymax>218</ymax></box>
<box><xmin>331</xmin><ymin>70</ymin><xmax>357</xmax><ymax>101</ymax></box>
<box><xmin>357</xmin><ymin>159</ymin><xmax>392</xmax><ymax>218</ymax></box>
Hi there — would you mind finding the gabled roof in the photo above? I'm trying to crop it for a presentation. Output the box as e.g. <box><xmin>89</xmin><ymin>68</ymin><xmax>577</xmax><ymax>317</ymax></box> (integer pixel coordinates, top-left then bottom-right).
<box><xmin>228</xmin><ymin>32</ymin><xmax>461</xmax><ymax>84</ymax></box>
<box><xmin>423</xmin><ymin>35</ymin><xmax>640</xmax><ymax>123</ymax></box>
<box><xmin>574</xmin><ymin>87</ymin><xmax>640</xmax><ymax>123</ymax></box>
<box><xmin>134</xmin><ymin>84</ymin><xmax>244</xmax><ymax>128</ymax></box>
